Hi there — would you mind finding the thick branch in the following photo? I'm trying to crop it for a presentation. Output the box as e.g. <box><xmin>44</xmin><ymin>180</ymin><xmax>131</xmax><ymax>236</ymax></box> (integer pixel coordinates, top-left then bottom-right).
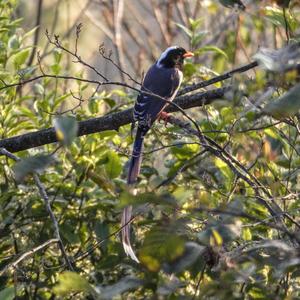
<box><xmin>0</xmin><ymin>87</ymin><xmax>228</xmax><ymax>153</ymax></box>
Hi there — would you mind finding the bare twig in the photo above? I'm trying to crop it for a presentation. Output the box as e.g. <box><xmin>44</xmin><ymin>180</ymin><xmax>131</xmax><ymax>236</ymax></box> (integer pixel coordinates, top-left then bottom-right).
<box><xmin>178</xmin><ymin>61</ymin><xmax>258</xmax><ymax>96</ymax></box>
<box><xmin>46</xmin><ymin>29</ymin><xmax>109</xmax><ymax>82</ymax></box>
<box><xmin>0</xmin><ymin>239</ymin><xmax>59</xmax><ymax>275</ymax></box>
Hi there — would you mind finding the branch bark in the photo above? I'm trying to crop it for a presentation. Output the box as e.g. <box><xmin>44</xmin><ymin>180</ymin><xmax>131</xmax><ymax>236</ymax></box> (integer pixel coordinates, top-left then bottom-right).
<box><xmin>0</xmin><ymin>87</ymin><xmax>228</xmax><ymax>153</ymax></box>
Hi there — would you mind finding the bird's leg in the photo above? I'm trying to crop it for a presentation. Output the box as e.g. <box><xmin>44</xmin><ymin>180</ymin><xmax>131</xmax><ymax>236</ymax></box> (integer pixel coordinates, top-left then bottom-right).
<box><xmin>157</xmin><ymin>111</ymin><xmax>170</xmax><ymax>125</ymax></box>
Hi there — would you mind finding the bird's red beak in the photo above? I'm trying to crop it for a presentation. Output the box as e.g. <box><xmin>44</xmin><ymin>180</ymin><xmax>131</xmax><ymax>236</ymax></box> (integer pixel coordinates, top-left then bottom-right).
<box><xmin>183</xmin><ymin>51</ymin><xmax>194</xmax><ymax>58</ymax></box>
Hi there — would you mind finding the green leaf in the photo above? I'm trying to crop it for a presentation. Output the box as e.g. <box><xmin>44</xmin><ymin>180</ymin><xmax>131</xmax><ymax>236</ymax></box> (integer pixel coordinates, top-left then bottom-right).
<box><xmin>53</xmin><ymin>48</ymin><xmax>62</xmax><ymax>63</ymax></box>
<box><xmin>53</xmin><ymin>115</ymin><xmax>78</xmax><ymax>146</ymax></box>
<box><xmin>105</xmin><ymin>150</ymin><xmax>122</xmax><ymax>179</ymax></box>
<box><xmin>211</xmin><ymin>229</ymin><xmax>223</xmax><ymax>246</ymax></box>
<box><xmin>97</xmin><ymin>276</ymin><xmax>143</xmax><ymax>299</ymax></box>
<box><xmin>60</xmin><ymin>223</ymin><xmax>80</xmax><ymax>244</ymax></box>
<box><xmin>242</xmin><ymin>227</ymin><xmax>252</xmax><ymax>241</ymax></box>
<box><xmin>188</xmin><ymin>18</ymin><xmax>203</xmax><ymax>31</ymax></box>
<box><xmin>172</xmin><ymin>186</ymin><xmax>193</xmax><ymax>204</ymax></box>
<box><xmin>13</xmin><ymin>155</ymin><xmax>55</xmax><ymax>182</ymax></box>
<box><xmin>0</xmin><ymin>287</ymin><xmax>14</xmax><ymax>300</ymax></box>
<box><xmin>120</xmin><ymin>191</ymin><xmax>176</xmax><ymax>208</ymax></box>
<box><xmin>140</xmin><ymin>226</ymin><xmax>185</xmax><ymax>271</ymax></box>
<box><xmin>22</xmin><ymin>26</ymin><xmax>39</xmax><ymax>41</ymax></box>
<box><xmin>198</xmin><ymin>220</ymin><xmax>242</xmax><ymax>246</ymax></box>
<box><xmin>196</xmin><ymin>45</ymin><xmax>228</xmax><ymax>59</ymax></box>
<box><xmin>263</xmin><ymin>84</ymin><xmax>300</xmax><ymax>118</ymax></box>
<box><xmin>51</xmin><ymin>63</ymin><xmax>61</xmax><ymax>75</ymax></box>
<box><xmin>264</xmin><ymin>6</ymin><xmax>297</xmax><ymax>31</ymax></box>
<box><xmin>191</xmin><ymin>31</ymin><xmax>207</xmax><ymax>47</ymax></box>
<box><xmin>53</xmin><ymin>271</ymin><xmax>92</xmax><ymax>296</ymax></box>
<box><xmin>8</xmin><ymin>35</ymin><xmax>19</xmax><ymax>49</ymax></box>
<box><xmin>33</xmin><ymin>83</ymin><xmax>44</xmax><ymax>95</ymax></box>
<box><xmin>6</xmin><ymin>48</ymin><xmax>30</xmax><ymax>71</ymax></box>
<box><xmin>94</xmin><ymin>221</ymin><xmax>109</xmax><ymax>252</ymax></box>
<box><xmin>214</xmin><ymin>157</ymin><xmax>233</xmax><ymax>181</ymax></box>
<box><xmin>175</xmin><ymin>23</ymin><xmax>192</xmax><ymax>37</ymax></box>
<box><xmin>163</xmin><ymin>242</ymin><xmax>206</xmax><ymax>274</ymax></box>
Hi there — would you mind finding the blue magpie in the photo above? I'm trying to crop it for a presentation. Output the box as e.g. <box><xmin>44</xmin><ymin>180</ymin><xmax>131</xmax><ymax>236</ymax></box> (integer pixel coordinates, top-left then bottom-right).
<box><xmin>122</xmin><ymin>46</ymin><xmax>194</xmax><ymax>262</ymax></box>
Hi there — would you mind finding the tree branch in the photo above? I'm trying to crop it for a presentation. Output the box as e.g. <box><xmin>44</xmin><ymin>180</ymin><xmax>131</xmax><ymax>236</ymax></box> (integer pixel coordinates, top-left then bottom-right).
<box><xmin>0</xmin><ymin>239</ymin><xmax>59</xmax><ymax>275</ymax></box>
<box><xmin>0</xmin><ymin>87</ymin><xmax>228</xmax><ymax>153</ymax></box>
<box><xmin>178</xmin><ymin>61</ymin><xmax>258</xmax><ymax>96</ymax></box>
<box><xmin>0</xmin><ymin>148</ymin><xmax>74</xmax><ymax>270</ymax></box>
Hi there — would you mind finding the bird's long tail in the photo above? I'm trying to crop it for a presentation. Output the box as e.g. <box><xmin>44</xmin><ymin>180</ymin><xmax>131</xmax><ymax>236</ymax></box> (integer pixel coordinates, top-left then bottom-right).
<box><xmin>121</xmin><ymin>128</ymin><xmax>144</xmax><ymax>263</ymax></box>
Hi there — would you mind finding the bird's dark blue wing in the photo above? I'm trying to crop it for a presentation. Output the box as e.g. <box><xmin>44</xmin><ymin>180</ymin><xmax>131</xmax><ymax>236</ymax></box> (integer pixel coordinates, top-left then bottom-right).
<box><xmin>133</xmin><ymin>63</ymin><xmax>182</xmax><ymax>131</ymax></box>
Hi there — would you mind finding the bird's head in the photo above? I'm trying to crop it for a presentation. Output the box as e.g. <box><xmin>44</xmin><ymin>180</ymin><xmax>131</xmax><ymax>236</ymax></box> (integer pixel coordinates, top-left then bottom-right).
<box><xmin>157</xmin><ymin>46</ymin><xmax>194</xmax><ymax>69</ymax></box>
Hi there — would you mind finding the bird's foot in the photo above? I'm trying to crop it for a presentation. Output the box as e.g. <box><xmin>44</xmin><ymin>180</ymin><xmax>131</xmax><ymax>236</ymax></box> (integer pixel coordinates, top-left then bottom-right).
<box><xmin>158</xmin><ymin>111</ymin><xmax>170</xmax><ymax>125</ymax></box>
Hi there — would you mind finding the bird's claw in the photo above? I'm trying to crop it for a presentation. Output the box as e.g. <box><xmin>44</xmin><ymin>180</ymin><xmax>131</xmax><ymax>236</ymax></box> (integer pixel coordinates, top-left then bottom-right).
<box><xmin>158</xmin><ymin>111</ymin><xmax>170</xmax><ymax>126</ymax></box>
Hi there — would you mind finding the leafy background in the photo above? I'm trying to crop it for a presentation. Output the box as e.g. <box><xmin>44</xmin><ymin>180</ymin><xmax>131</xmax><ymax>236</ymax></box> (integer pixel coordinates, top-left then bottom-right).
<box><xmin>1</xmin><ymin>0</ymin><xmax>300</xmax><ymax>299</ymax></box>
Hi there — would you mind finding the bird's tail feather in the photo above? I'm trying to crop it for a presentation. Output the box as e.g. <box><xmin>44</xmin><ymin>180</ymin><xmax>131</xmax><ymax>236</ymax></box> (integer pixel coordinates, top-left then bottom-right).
<box><xmin>121</xmin><ymin>206</ymin><xmax>139</xmax><ymax>263</ymax></box>
<box><xmin>121</xmin><ymin>128</ymin><xmax>144</xmax><ymax>262</ymax></box>
<box><xmin>127</xmin><ymin>128</ymin><xmax>144</xmax><ymax>185</ymax></box>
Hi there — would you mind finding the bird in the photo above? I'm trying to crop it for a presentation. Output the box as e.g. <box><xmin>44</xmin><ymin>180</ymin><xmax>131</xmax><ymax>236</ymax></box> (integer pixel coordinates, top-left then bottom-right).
<box><xmin>121</xmin><ymin>46</ymin><xmax>194</xmax><ymax>262</ymax></box>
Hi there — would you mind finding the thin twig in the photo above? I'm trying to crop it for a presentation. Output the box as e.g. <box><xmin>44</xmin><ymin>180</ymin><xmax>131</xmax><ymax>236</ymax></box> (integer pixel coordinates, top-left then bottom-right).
<box><xmin>0</xmin><ymin>239</ymin><xmax>59</xmax><ymax>275</ymax></box>
<box><xmin>0</xmin><ymin>148</ymin><xmax>74</xmax><ymax>270</ymax></box>
<box><xmin>178</xmin><ymin>61</ymin><xmax>258</xmax><ymax>96</ymax></box>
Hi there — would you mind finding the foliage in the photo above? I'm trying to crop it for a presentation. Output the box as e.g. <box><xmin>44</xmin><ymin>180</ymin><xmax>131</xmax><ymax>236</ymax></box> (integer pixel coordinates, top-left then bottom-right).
<box><xmin>1</xmin><ymin>0</ymin><xmax>300</xmax><ymax>299</ymax></box>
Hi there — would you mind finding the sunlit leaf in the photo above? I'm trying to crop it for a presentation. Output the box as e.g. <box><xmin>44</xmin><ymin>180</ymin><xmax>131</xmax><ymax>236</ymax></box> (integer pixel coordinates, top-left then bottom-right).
<box><xmin>53</xmin><ymin>47</ymin><xmax>62</xmax><ymax>64</ymax></box>
<box><xmin>6</xmin><ymin>48</ymin><xmax>30</xmax><ymax>71</ymax></box>
<box><xmin>22</xmin><ymin>26</ymin><xmax>39</xmax><ymax>40</ymax></box>
<box><xmin>196</xmin><ymin>45</ymin><xmax>228</xmax><ymax>59</ymax></box>
<box><xmin>87</xmin><ymin>169</ymin><xmax>116</xmax><ymax>195</ymax></box>
<box><xmin>264</xmin><ymin>6</ymin><xmax>297</xmax><ymax>31</ymax></box>
<box><xmin>242</xmin><ymin>227</ymin><xmax>252</xmax><ymax>241</ymax></box>
<box><xmin>53</xmin><ymin>271</ymin><xmax>92</xmax><ymax>296</ymax></box>
<box><xmin>140</xmin><ymin>226</ymin><xmax>185</xmax><ymax>271</ymax></box>
<box><xmin>214</xmin><ymin>157</ymin><xmax>233</xmax><ymax>181</ymax></box>
<box><xmin>53</xmin><ymin>115</ymin><xmax>78</xmax><ymax>146</ymax></box>
<box><xmin>33</xmin><ymin>83</ymin><xmax>44</xmax><ymax>95</ymax></box>
<box><xmin>198</xmin><ymin>220</ymin><xmax>242</xmax><ymax>246</ymax></box>
<box><xmin>210</xmin><ymin>229</ymin><xmax>223</xmax><ymax>246</ymax></box>
<box><xmin>105</xmin><ymin>150</ymin><xmax>122</xmax><ymax>179</ymax></box>
<box><xmin>175</xmin><ymin>23</ymin><xmax>192</xmax><ymax>37</ymax></box>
